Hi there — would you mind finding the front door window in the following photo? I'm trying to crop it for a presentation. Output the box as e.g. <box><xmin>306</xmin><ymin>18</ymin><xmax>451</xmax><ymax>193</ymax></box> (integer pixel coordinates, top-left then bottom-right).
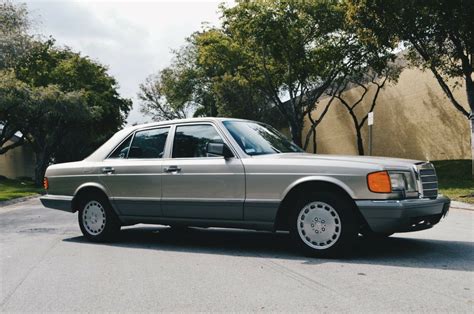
<box><xmin>172</xmin><ymin>124</ymin><xmax>223</xmax><ymax>158</ymax></box>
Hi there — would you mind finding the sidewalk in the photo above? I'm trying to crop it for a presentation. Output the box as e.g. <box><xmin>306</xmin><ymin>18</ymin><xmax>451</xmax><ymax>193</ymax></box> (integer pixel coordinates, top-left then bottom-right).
<box><xmin>0</xmin><ymin>194</ymin><xmax>40</xmax><ymax>207</ymax></box>
<box><xmin>450</xmin><ymin>200</ymin><xmax>474</xmax><ymax>211</ymax></box>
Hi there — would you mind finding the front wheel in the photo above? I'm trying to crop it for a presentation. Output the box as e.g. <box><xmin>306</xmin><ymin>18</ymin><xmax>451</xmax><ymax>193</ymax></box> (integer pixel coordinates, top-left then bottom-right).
<box><xmin>290</xmin><ymin>191</ymin><xmax>358</xmax><ymax>258</ymax></box>
<box><xmin>78</xmin><ymin>193</ymin><xmax>121</xmax><ymax>242</ymax></box>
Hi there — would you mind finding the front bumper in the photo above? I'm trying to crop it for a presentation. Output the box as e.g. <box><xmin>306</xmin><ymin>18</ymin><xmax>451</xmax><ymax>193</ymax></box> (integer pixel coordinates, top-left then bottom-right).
<box><xmin>40</xmin><ymin>195</ymin><xmax>74</xmax><ymax>213</ymax></box>
<box><xmin>356</xmin><ymin>196</ymin><xmax>450</xmax><ymax>233</ymax></box>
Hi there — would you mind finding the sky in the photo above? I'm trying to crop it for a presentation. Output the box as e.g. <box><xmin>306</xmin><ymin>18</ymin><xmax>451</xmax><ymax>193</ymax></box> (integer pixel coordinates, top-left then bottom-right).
<box><xmin>21</xmin><ymin>0</ymin><xmax>232</xmax><ymax>125</ymax></box>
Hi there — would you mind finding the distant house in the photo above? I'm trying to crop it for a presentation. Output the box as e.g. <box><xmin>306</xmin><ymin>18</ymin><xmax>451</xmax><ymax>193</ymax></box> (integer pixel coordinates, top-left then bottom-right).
<box><xmin>0</xmin><ymin>131</ymin><xmax>35</xmax><ymax>179</ymax></box>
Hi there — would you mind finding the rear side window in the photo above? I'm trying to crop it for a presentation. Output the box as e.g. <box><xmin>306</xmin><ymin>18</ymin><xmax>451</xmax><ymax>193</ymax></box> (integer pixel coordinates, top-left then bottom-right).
<box><xmin>128</xmin><ymin>127</ymin><xmax>169</xmax><ymax>159</ymax></box>
<box><xmin>172</xmin><ymin>124</ymin><xmax>223</xmax><ymax>158</ymax></box>
<box><xmin>109</xmin><ymin>135</ymin><xmax>132</xmax><ymax>159</ymax></box>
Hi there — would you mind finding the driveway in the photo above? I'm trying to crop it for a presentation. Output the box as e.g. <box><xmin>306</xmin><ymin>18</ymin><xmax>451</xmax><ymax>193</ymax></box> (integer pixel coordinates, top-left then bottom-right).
<box><xmin>1</xmin><ymin>198</ymin><xmax>473</xmax><ymax>312</ymax></box>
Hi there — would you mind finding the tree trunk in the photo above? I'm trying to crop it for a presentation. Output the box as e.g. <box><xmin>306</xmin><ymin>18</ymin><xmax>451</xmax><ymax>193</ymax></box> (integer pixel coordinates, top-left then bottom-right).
<box><xmin>465</xmin><ymin>75</ymin><xmax>474</xmax><ymax>178</ymax></box>
<box><xmin>347</xmin><ymin>111</ymin><xmax>365</xmax><ymax>155</ymax></box>
<box><xmin>465</xmin><ymin>73</ymin><xmax>474</xmax><ymax>114</ymax></box>
<box><xmin>471</xmin><ymin>116</ymin><xmax>474</xmax><ymax>178</ymax></box>
<box><xmin>289</xmin><ymin>120</ymin><xmax>303</xmax><ymax>148</ymax></box>
<box><xmin>312</xmin><ymin>128</ymin><xmax>317</xmax><ymax>154</ymax></box>
<box><xmin>356</xmin><ymin>126</ymin><xmax>365</xmax><ymax>155</ymax></box>
<box><xmin>34</xmin><ymin>150</ymin><xmax>49</xmax><ymax>187</ymax></box>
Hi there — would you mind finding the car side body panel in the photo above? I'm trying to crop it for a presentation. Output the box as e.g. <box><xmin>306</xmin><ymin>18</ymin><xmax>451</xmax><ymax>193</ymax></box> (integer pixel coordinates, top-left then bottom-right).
<box><xmin>98</xmin><ymin>158</ymin><xmax>164</xmax><ymax>216</ymax></box>
<box><xmin>161</xmin><ymin>157</ymin><xmax>245</xmax><ymax>220</ymax></box>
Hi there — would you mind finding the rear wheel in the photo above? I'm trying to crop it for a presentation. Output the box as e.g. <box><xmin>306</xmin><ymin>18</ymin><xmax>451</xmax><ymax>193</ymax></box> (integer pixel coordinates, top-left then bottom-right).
<box><xmin>78</xmin><ymin>193</ymin><xmax>120</xmax><ymax>242</ymax></box>
<box><xmin>290</xmin><ymin>191</ymin><xmax>358</xmax><ymax>258</ymax></box>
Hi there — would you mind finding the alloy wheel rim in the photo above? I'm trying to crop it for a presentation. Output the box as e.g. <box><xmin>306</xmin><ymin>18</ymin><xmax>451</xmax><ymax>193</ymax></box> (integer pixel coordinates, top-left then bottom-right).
<box><xmin>296</xmin><ymin>201</ymin><xmax>341</xmax><ymax>250</ymax></box>
<box><xmin>82</xmin><ymin>200</ymin><xmax>106</xmax><ymax>235</ymax></box>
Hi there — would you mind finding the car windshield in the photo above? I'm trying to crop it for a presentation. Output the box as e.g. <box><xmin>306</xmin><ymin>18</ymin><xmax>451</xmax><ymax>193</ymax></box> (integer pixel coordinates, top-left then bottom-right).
<box><xmin>222</xmin><ymin>120</ymin><xmax>304</xmax><ymax>156</ymax></box>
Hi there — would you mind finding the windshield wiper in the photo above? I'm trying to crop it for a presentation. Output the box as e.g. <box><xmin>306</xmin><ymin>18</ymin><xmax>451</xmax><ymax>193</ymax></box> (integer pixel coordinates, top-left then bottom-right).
<box><xmin>270</xmin><ymin>146</ymin><xmax>281</xmax><ymax>153</ymax></box>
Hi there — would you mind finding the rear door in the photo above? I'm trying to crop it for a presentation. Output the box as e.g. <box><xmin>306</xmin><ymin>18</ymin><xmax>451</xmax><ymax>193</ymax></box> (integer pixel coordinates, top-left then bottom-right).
<box><xmin>161</xmin><ymin>123</ymin><xmax>245</xmax><ymax>220</ymax></box>
<box><xmin>99</xmin><ymin>126</ymin><xmax>171</xmax><ymax>217</ymax></box>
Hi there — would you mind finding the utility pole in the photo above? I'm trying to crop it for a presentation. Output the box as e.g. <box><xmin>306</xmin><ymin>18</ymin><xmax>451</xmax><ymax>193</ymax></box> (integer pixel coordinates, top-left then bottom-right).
<box><xmin>368</xmin><ymin>111</ymin><xmax>374</xmax><ymax>156</ymax></box>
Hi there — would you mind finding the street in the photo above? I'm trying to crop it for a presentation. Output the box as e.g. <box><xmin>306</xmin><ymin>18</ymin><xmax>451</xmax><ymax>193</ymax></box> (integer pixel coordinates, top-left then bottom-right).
<box><xmin>1</xmin><ymin>198</ymin><xmax>473</xmax><ymax>312</ymax></box>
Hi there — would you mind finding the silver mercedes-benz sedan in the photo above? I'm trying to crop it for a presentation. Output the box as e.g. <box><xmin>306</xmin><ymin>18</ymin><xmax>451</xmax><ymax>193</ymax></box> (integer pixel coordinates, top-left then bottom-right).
<box><xmin>40</xmin><ymin>118</ymin><xmax>450</xmax><ymax>257</ymax></box>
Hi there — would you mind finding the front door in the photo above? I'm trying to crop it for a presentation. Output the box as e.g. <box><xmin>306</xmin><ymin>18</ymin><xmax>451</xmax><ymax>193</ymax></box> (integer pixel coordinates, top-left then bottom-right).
<box><xmin>99</xmin><ymin>126</ymin><xmax>170</xmax><ymax>217</ymax></box>
<box><xmin>161</xmin><ymin>123</ymin><xmax>245</xmax><ymax>220</ymax></box>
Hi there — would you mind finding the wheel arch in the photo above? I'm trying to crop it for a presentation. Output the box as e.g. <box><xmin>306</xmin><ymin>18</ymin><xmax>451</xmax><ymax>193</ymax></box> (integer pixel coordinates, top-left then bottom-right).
<box><xmin>72</xmin><ymin>183</ymin><xmax>112</xmax><ymax>213</ymax></box>
<box><xmin>274</xmin><ymin>178</ymin><xmax>365</xmax><ymax>231</ymax></box>
<box><xmin>281</xmin><ymin>176</ymin><xmax>356</xmax><ymax>201</ymax></box>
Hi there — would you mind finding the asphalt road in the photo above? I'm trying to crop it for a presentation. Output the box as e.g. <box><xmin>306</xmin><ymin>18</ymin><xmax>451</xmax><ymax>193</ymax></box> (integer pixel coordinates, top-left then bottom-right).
<box><xmin>1</xmin><ymin>198</ymin><xmax>473</xmax><ymax>312</ymax></box>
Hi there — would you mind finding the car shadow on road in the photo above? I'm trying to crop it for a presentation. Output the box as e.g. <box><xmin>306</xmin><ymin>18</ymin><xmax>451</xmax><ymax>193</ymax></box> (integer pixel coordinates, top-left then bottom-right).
<box><xmin>63</xmin><ymin>226</ymin><xmax>473</xmax><ymax>272</ymax></box>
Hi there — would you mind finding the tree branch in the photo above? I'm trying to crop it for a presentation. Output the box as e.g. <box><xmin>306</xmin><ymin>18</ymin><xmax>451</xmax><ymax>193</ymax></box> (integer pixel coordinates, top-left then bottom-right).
<box><xmin>410</xmin><ymin>38</ymin><xmax>470</xmax><ymax>117</ymax></box>
<box><xmin>303</xmin><ymin>94</ymin><xmax>336</xmax><ymax>151</ymax></box>
<box><xmin>0</xmin><ymin>135</ymin><xmax>25</xmax><ymax>154</ymax></box>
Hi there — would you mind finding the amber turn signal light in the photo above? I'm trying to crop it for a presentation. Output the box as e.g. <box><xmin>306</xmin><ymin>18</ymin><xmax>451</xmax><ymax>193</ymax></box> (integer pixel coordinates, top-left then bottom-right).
<box><xmin>43</xmin><ymin>177</ymin><xmax>49</xmax><ymax>190</ymax></box>
<box><xmin>367</xmin><ymin>171</ymin><xmax>392</xmax><ymax>193</ymax></box>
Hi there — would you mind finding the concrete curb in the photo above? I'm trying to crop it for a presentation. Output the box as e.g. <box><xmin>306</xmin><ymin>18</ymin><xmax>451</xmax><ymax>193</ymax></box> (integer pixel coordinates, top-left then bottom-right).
<box><xmin>450</xmin><ymin>200</ymin><xmax>474</xmax><ymax>211</ymax></box>
<box><xmin>0</xmin><ymin>194</ymin><xmax>40</xmax><ymax>207</ymax></box>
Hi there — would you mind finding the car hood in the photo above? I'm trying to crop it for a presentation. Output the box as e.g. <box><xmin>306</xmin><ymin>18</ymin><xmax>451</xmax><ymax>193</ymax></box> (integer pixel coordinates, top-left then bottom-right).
<box><xmin>254</xmin><ymin>153</ymin><xmax>424</xmax><ymax>169</ymax></box>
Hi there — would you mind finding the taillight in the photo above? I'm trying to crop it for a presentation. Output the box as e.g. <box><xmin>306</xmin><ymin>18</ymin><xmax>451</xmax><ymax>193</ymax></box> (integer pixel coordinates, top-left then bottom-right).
<box><xmin>43</xmin><ymin>177</ymin><xmax>49</xmax><ymax>190</ymax></box>
<box><xmin>367</xmin><ymin>171</ymin><xmax>392</xmax><ymax>193</ymax></box>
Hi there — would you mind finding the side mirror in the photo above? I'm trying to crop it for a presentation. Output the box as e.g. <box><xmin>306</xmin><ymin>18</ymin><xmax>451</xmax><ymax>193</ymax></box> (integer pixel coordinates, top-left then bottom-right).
<box><xmin>207</xmin><ymin>142</ymin><xmax>233</xmax><ymax>158</ymax></box>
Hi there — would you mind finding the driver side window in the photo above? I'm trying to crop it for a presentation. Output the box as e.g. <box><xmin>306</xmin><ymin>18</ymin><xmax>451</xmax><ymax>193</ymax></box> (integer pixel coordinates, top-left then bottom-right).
<box><xmin>108</xmin><ymin>135</ymin><xmax>132</xmax><ymax>159</ymax></box>
<box><xmin>172</xmin><ymin>124</ymin><xmax>223</xmax><ymax>158</ymax></box>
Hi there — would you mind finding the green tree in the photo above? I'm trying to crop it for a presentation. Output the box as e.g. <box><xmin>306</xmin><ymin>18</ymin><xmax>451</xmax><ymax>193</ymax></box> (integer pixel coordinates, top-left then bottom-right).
<box><xmin>0</xmin><ymin>39</ymin><xmax>132</xmax><ymax>184</ymax></box>
<box><xmin>0</xmin><ymin>71</ymin><xmax>29</xmax><ymax>153</ymax></box>
<box><xmin>139</xmin><ymin>37</ymin><xmax>278</xmax><ymax>123</ymax></box>
<box><xmin>0</xmin><ymin>70</ymin><xmax>92</xmax><ymax>184</ymax></box>
<box><xmin>15</xmin><ymin>39</ymin><xmax>131</xmax><ymax>160</ymax></box>
<box><xmin>346</xmin><ymin>0</ymin><xmax>474</xmax><ymax>170</ymax></box>
<box><xmin>190</xmin><ymin>31</ymin><xmax>282</xmax><ymax>123</ymax></box>
<box><xmin>0</xmin><ymin>0</ymin><xmax>33</xmax><ymax>150</ymax></box>
<box><xmin>138</xmin><ymin>44</ymin><xmax>210</xmax><ymax>120</ymax></box>
<box><xmin>347</xmin><ymin>0</ymin><xmax>473</xmax><ymax>115</ymax></box>
<box><xmin>0</xmin><ymin>2</ymin><xmax>130</xmax><ymax>184</ymax></box>
<box><xmin>140</xmin><ymin>0</ymin><xmax>397</xmax><ymax>151</ymax></box>
<box><xmin>195</xmin><ymin>1</ymin><xmax>351</xmax><ymax>146</ymax></box>
<box><xmin>23</xmin><ymin>86</ymin><xmax>91</xmax><ymax>185</ymax></box>
<box><xmin>210</xmin><ymin>73</ymin><xmax>283</xmax><ymax>124</ymax></box>
<box><xmin>194</xmin><ymin>0</ymin><xmax>395</xmax><ymax>148</ymax></box>
<box><xmin>0</xmin><ymin>0</ymin><xmax>32</xmax><ymax>70</ymax></box>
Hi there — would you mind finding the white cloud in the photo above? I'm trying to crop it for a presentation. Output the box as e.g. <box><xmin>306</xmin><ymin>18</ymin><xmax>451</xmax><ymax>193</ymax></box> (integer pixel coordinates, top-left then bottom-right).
<box><xmin>21</xmin><ymin>0</ymin><xmax>233</xmax><ymax>124</ymax></box>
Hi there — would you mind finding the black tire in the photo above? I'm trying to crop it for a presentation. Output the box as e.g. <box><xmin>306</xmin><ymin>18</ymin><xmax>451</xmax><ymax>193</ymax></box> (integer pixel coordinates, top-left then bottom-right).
<box><xmin>289</xmin><ymin>190</ymin><xmax>358</xmax><ymax>258</ymax></box>
<box><xmin>78</xmin><ymin>192</ymin><xmax>121</xmax><ymax>242</ymax></box>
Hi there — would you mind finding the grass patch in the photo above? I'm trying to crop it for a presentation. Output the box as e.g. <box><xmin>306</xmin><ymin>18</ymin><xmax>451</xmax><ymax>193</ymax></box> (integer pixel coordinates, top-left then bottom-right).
<box><xmin>0</xmin><ymin>178</ymin><xmax>42</xmax><ymax>202</ymax></box>
<box><xmin>432</xmin><ymin>160</ymin><xmax>474</xmax><ymax>204</ymax></box>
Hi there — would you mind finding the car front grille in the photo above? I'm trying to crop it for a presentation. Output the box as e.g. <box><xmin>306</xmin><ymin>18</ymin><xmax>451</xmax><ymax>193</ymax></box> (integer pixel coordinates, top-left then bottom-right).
<box><xmin>418</xmin><ymin>166</ymin><xmax>438</xmax><ymax>199</ymax></box>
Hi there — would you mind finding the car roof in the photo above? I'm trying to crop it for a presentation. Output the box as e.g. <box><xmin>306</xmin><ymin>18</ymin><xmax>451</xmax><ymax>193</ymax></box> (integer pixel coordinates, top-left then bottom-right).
<box><xmin>128</xmin><ymin>117</ymin><xmax>256</xmax><ymax>131</ymax></box>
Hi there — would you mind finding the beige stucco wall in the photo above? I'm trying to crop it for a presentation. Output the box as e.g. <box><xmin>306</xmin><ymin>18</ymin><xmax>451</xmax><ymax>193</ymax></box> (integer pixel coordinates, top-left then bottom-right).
<box><xmin>304</xmin><ymin>68</ymin><xmax>471</xmax><ymax>161</ymax></box>
<box><xmin>0</xmin><ymin>141</ymin><xmax>35</xmax><ymax>179</ymax></box>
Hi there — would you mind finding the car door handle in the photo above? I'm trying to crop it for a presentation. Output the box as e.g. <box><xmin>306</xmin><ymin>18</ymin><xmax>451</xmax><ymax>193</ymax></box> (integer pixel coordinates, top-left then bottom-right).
<box><xmin>101</xmin><ymin>167</ymin><xmax>115</xmax><ymax>174</ymax></box>
<box><xmin>163</xmin><ymin>166</ymin><xmax>181</xmax><ymax>173</ymax></box>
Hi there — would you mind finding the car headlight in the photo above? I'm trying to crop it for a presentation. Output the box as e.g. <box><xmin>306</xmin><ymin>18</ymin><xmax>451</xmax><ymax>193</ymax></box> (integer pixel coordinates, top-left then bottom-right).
<box><xmin>388</xmin><ymin>171</ymin><xmax>416</xmax><ymax>191</ymax></box>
